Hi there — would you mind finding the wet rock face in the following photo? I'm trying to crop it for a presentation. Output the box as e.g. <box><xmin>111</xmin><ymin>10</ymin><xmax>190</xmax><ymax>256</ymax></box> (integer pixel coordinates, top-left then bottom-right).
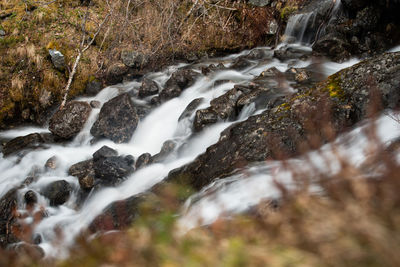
<box><xmin>168</xmin><ymin>51</ymin><xmax>400</xmax><ymax>191</ymax></box>
<box><xmin>86</xmin><ymin>80</ymin><xmax>102</xmax><ymax>96</ymax></box>
<box><xmin>138</xmin><ymin>78</ymin><xmax>159</xmax><ymax>98</ymax></box>
<box><xmin>193</xmin><ymin>108</ymin><xmax>219</xmax><ymax>132</ymax></box>
<box><xmin>49</xmin><ymin>101</ymin><xmax>91</xmax><ymax>139</ymax></box>
<box><xmin>42</xmin><ymin>180</ymin><xmax>72</xmax><ymax>206</ymax></box>
<box><xmin>159</xmin><ymin>69</ymin><xmax>199</xmax><ymax>101</ymax></box>
<box><xmin>90</xmin><ymin>93</ymin><xmax>139</xmax><ymax>143</ymax></box>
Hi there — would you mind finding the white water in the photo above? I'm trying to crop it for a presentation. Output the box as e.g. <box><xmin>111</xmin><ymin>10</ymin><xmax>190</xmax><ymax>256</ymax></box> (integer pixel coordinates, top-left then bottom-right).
<box><xmin>0</xmin><ymin>9</ymin><xmax>398</xmax><ymax>256</ymax></box>
<box><xmin>1</xmin><ymin>45</ymin><xmax>343</xmax><ymax>258</ymax></box>
<box><xmin>284</xmin><ymin>0</ymin><xmax>342</xmax><ymax>44</ymax></box>
<box><xmin>178</xmin><ymin>111</ymin><xmax>400</xmax><ymax>231</ymax></box>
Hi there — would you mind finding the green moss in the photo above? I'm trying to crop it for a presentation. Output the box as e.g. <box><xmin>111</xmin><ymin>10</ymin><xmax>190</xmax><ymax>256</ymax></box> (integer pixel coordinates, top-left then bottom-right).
<box><xmin>280</xmin><ymin>6</ymin><xmax>298</xmax><ymax>21</ymax></box>
<box><xmin>322</xmin><ymin>74</ymin><xmax>345</xmax><ymax>100</ymax></box>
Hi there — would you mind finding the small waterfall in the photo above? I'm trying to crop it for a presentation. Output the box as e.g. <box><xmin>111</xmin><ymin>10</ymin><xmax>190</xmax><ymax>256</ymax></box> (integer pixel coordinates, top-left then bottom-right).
<box><xmin>283</xmin><ymin>0</ymin><xmax>342</xmax><ymax>44</ymax></box>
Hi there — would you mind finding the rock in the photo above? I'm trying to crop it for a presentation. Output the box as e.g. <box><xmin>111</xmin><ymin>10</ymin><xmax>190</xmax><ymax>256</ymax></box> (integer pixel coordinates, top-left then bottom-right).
<box><xmin>121</xmin><ymin>51</ymin><xmax>148</xmax><ymax>68</ymax></box>
<box><xmin>201</xmin><ymin>63</ymin><xmax>226</xmax><ymax>75</ymax></box>
<box><xmin>231</xmin><ymin>57</ymin><xmax>251</xmax><ymax>70</ymax></box>
<box><xmin>274</xmin><ymin>45</ymin><xmax>312</xmax><ymax>61</ymax></box>
<box><xmin>90</xmin><ymin>93</ymin><xmax>139</xmax><ymax>143</ymax></box>
<box><xmin>45</xmin><ymin>156</ymin><xmax>58</xmax><ymax>169</ymax></box>
<box><xmin>210</xmin><ymin>88</ymin><xmax>242</xmax><ymax>120</ymax></box>
<box><xmin>138</xmin><ymin>78</ymin><xmax>159</xmax><ymax>98</ymax></box>
<box><xmin>268</xmin><ymin>20</ymin><xmax>279</xmax><ymax>35</ymax></box>
<box><xmin>136</xmin><ymin>153</ymin><xmax>153</xmax><ymax>169</ymax></box>
<box><xmin>178</xmin><ymin>98</ymin><xmax>204</xmax><ymax>121</ymax></box>
<box><xmin>125</xmin><ymin>155</ymin><xmax>135</xmax><ymax>166</ymax></box>
<box><xmin>49</xmin><ymin>101</ymin><xmax>91</xmax><ymax>139</ymax></box>
<box><xmin>48</xmin><ymin>49</ymin><xmax>65</xmax><ymax>71</ymax></box>
<box><xmin>0</xmin><ymin>189</ymin><xmax>19</xmax><ymax>248</ymax></box>
<box><xmin>90</xmin><ymin>100</ymin><xmax>101</xmax><ymax>108</ymax></box>
<box><xmin>245</xmin><ymin>49</ymin><xmax>273</xmax><ymax>60</ymax></box>
<box><xmin>42</xmin><ymin>180</ymin><xmax>72</xmax><ymax>206</ymax></box>
<box><xmin>152</xmin><ymin>140</ymin><xmax>176</xmax><ymax>163</ymax></box>
<box><xmin>193</xmin><ymin>108</ymin><xmax>218</xmax><ymax>132</ymax></box>
<box><xmin>69</xmin><ymin>159</ymin><xmax>95</xmax><ymax>190</ymax></box>
<box><xmin>24</xmin><ymin>190</ymin><xmax>37</xmax><ymax>206</ymax></box>
<box><xmin>2</xmin><ymin>133</ymin><xmax>44</xmax><ymax>156</ymax></box>
<box><xmin>159</xmin><ymin>69</ymin><xmax>199</xmax><ymax>101</ymax></box>
<box><xmin>93</xmin><ymin>156</ymin><xmax>135</xmax><ymax>186</ymax></box>
<box><xmin>0</xmin><ymin>29</ymin><xmax>5</xmax><ymax>36</ymax></box>
<box><xmin>93</xmin><ymin>146</ymin><xmax>118</xmax><ymax>161</ymax></box>
<box><xmin>313</xmin><ymin>34</ymin><xmax>352</xmax><ymax>61</ymax></box>
<box><xmin>105</xmin><ymin>63</ymin><xmax>129</xmax><ymax>85</ymax></box>
<box><xmin>86</xmin><ymin>80</ymin><xmax>102</xmax><ymax>96</ymax></box>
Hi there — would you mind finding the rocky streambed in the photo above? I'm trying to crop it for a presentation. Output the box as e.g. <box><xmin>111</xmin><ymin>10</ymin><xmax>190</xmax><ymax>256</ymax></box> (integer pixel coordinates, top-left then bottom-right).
<box><xmin>0</xmin><ymin>0</ymin><xmax>400</xmax><ymax>259</ymax></box>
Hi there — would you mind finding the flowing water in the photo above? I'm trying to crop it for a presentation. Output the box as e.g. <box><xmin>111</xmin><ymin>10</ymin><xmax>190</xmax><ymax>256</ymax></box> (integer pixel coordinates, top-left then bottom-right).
<box><xmin>0</xmin><ymin>0</ymin><xmax>398</xmax><ymax>258</ymax></box>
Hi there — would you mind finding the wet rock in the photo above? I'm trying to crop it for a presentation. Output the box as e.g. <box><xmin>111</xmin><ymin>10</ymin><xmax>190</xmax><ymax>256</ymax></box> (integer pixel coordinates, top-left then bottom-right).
<box><xmin>201</xmin><ymin>63</ymin><xmax>226</xmax><ymax>75</ymax></box>
<box><xmin>24</xmin><ymin>190</ymin><xmax>37</xmax><ymax>206</ymax></box>
<box><xmin>49</xmin><ymin>101</ymin><xmax>91</xmax><ymax>139</ymax></box>
<box><xmin>90</xmin><ymin>93</ymin><xmax>139</xmax><ymax>143</ymax></box>
<box><xmin>124</xmin><ymin>155</ymin><xmax>135</xmax><ymax>166</ymax></box>
<box><xmin>274</xmin><ymin>45</ymin><xmax>312</xmax><ymax>61</ymax></box>
<box><xmin>178</xmin><ymin>98</ymin><xmax>204</xmax><ymax>121</ymax></box>
<box><xmin>152</xmin><ymin>140</ymin><xmax>176</xmax><ymax>163</ymax></box>
<box><xmin>138</xmin><ymin>78</ymin><xmax>159</xmax><ymax>98</ymax></box>
<box><xmin>231</xmin><ymin>57</ymin><xmax>251</xmax><ymax>70</ymax></box>
<box><xmin>45</xmin><ymin>156</ymin><xmax>58</xmax><ymax>169</ymax></box>
<box><xmin>86</xmin><ymin>80</ymin><xmax>102</xmax><ymax>96</ymax></box>
<box><xmin>93</xmin><ymin>146</ymin><xmax>118</xmax><ymax>161</ymax></box>
<box><xmin>159</xmin><ymin>69</ymin><xmax>199</xmax><ymax>101</ymax></box>
<box><xmin>2</xmin><ymin>133</ymin><xmax>44</xmax><ymax>156</ymax></box>
<box><xmin>193</xmin><ymin>108</ymin><xmax>218</xmax><ymax>132</ymax></box>
<box><xmin>150</xmin><ymin>96</ymin><xmax>161</xmax><ymax>106</ymax></box>
<box><xmin>121</xmin><ymin>51</ymin><xmax>148</xmax><ymax>68</ymax></box>
<box><xmin>136</xmin><ymin>153</ymin><xmax>153</xmax><ymax>169</ymax></box>
<box><xmin>245</xmin><ymin>48</ymin><xmax>273</xmax><ymax>60</ymax></box>
<box><xmin>0</xmin><ymin>189</ymin><xmax>19</xmax><ymax>248</ymax></box>
<box><xmin>48</xmin><ymin>49</ymin><xmax>65</xmax><ymax>71</ymax></box>
<box><xmin>90</xmin><ymin>100</ymin><xmax>101</xmax><ymax>109</ymax></box>
<box><xmin>210</xmin><ymin>88</ymin><xmax>242</xmax><ymax>120</ymax></box>
<box><xmin>69</xmin><ymin>159</ymin><xmax>95</xmax><ymax>190</ymax></box>
<box><xmin>136</xmin><ymin>105</ymin><xmax>152</xmax><ymax>120</ymax></box>
<box><xmin>42</xmin><ymin>180</ymin><xmax>72</xmax><ymax>206</ymax></box>
<box><xmin>313</xmin><ymin>34</ymin><xmax>352</xmax><ymax>61</ymax></box>
<box><xmin>93</xmin><ymin>156</ymin><xmax>135</xmax><ymax>186</ymax></box>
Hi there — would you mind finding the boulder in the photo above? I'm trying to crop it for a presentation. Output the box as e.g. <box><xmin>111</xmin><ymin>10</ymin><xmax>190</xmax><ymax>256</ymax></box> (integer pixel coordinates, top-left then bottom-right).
<box><xmin>93</xmin><ymin>145</ymin><xmax>118</xmax><ymax>161</ymax></box>
<box><xmin>90</xmin><ymin>100</ymin><xmax>101</xmax><ymax>109</ymax></box>
<box><xmin>49</xmin><ymin>101</ymin><xmax>91</xmax><ymax>139</ymax></box>
<box><xmin>24</xmin><ymin>190</ymin><xmax>38</xmax><ymax>206</ymax></box>
<box><xmin>90</xmin><ymin>93</ymin><xmax>139</xmax><ymax>143</ymax></box>
<box><xmin>152</xmin><ymin>140</ymin><xmax>176</xmax><ymax>163</ymax></box>
<box><xmin>104</xmin><ymin>63</ymin><xmax>129</xmax><ymax>85</ymax></box>
<box><xmin>138</xmin><ymin>78</ymin><xmax>159</xmax><ymax>98</ymax></box>
<box><xmin>159</xmin><ymin>69</ymin><xmax>199</xmax><ymax>101</ymax></box>
<box><xmin>42</xmin><ymin>180</ymin><xmax>72</xmax><ymax>206</ymax></box>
